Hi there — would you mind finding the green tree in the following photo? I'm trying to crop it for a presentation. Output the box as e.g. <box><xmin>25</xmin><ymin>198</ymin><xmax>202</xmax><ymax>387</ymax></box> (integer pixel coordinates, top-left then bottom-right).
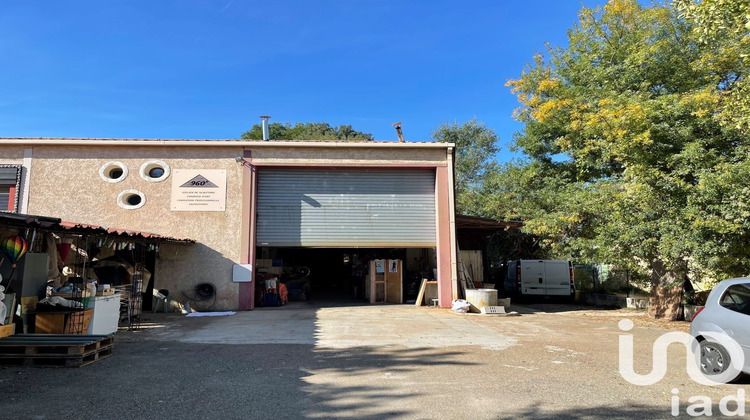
<box><xmin>240</xmin><ymin>122</ymin><xmax>373</xmax><ymax>141</ymax></box>
<box><xmin>496</xmin><ymin>0</ymin><xmax>750</xmax><ymax>318</ymax></box>
<box><xmin>674</xmin><ymin>0</ymin><xmax>750</xmax><ymax>130</ymax></box>
<box><xmin>432</xmin><ymin>119</ymin><xmax>500</xmax><ymax>216</ymax></box>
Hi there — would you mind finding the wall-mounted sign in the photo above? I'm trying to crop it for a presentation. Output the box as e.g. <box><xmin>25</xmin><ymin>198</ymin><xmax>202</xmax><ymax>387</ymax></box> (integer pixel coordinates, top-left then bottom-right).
<box><xmin>232</xmin><ymin>264</ymin><xmax>253</xmax><ymax>283</ymax></box>
<box><xmin>171</xmin><ymin>169</ymin><xmax>227</xmax><ymax>211</ymax></box>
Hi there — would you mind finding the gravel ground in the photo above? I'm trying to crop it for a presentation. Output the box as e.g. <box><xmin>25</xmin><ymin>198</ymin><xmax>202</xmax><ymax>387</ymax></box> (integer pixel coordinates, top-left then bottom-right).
<box><xmin>0</xmin><ymin>303</ymin><xmax>745</xmax><ymax>419</ymax></box>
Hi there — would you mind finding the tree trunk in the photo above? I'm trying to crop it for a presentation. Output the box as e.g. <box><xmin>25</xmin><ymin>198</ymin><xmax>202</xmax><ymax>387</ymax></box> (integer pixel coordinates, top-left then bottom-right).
<box><xmin>648</xmin><ymin>259</ymin><xmax>685</xmax><ymax>320</ymax></box>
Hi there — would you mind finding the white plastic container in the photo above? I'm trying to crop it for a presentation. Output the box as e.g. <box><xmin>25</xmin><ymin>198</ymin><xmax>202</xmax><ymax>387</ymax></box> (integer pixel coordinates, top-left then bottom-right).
<box><xmin>86</xmin><ymin>294</ymin><xmax>121</xmax><ymax>334</ymax></box>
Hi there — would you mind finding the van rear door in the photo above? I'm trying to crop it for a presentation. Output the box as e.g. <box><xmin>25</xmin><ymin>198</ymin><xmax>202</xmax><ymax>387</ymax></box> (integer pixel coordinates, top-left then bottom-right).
<box><xmin>544</xmin><ymin>260</ymin><xmax>571</xmax><ymax>296</ymax></box>
<box><xmin>505</xmin><ymin>261</ymin><xmax>518</xmax><ymax>295</ymax></box>
<box><xmin>521</xmin><ymin>260</ymin><xmax>546</xmax><ymax>295</ymax></box>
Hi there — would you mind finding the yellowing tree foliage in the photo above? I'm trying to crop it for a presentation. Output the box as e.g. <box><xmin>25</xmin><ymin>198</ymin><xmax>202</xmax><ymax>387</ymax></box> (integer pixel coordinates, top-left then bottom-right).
<box><xmin>675</xmin><ymin>0</ymin><xmax>750</xmax><ymax>130</ymax></box>
<box><xmin>493</xmin><ymin>0</ymin><xmax>750</xmax><ymax>317</ymax></box>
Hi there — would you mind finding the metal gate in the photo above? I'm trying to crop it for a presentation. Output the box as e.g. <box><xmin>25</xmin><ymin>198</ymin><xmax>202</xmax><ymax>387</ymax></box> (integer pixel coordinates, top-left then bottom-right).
<box><xmin>256</xmin><ymin>168</ymin><xmax>436</xmax><ymax>247</ymax></box>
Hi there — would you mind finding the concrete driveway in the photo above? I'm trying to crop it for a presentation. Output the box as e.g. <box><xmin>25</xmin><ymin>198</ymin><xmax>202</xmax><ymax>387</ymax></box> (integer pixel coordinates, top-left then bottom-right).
<box><xmin>1</xmin><ymin>301</ymin><xmax>747</xmax><ymax>419</ymax></box>
<box><xmin>143</xmin><ymin>303</ymin><xmax>517</xmax><ymax>351</ymax></box>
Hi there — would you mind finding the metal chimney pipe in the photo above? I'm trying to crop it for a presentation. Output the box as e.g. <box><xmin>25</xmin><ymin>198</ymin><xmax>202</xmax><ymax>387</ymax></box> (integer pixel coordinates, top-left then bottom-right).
<box><xmin>260</xmin><ymin>115</ymin><xmax>271</xmax><ymax>140</ymax></box>
<box><xmin>392</xmin><ymin>122</ymin><xmax>405</xmax><ymax>142</ymax></box>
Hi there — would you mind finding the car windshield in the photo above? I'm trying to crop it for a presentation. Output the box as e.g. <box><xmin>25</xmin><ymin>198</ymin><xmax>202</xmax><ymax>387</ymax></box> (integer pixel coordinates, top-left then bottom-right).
<box><xmin>719</xmin><ymin>283</ymin><xmax>750</xmax><ymax>316</ymax></box>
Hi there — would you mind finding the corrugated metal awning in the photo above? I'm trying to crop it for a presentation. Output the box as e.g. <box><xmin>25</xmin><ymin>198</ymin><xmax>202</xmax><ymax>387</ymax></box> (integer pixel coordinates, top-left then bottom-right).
<box><xmin>0</xmin><ymin>213</ymin><xmax>194</xmax><ymax>244</ymax></box>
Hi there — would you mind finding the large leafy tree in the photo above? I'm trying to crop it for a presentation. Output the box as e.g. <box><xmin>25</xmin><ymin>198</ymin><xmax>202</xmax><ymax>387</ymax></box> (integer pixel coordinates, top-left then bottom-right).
<box><xmin>433</xmin><ymin>120</ymin><xmax>543</xmax><ymax>266</ymax></box>
<box><xmin>240</xmin><ymin>122</ymin><xmax>373</xmax><ymax>141</ymax></box>
<box><xmin>674</xmin><ymin>0</ymin><xmax>749</xmax><ymax>130</ymax></box>
<box><xmin>495</xmin><ymin>0</ymin><xmax>750</xmax><ymax>317</ymax></box>
<box><xmin>432</xmin><ymin>119</ymin><xmax>500</xmax><ymax>216</ymax></box>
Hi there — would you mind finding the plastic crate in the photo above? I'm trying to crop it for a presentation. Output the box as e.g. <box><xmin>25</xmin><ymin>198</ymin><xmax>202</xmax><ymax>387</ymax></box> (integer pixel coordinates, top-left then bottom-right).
<box><xmin>264</xmin><ymin>293</ymin><xmax>279</xmax><ymax>306</ymax></box>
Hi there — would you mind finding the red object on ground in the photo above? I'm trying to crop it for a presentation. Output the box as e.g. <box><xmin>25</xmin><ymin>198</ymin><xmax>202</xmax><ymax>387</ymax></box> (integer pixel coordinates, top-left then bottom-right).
<box><xmin>279</xmin><ymin>283</ymin><xmax>288</xmax><ymax>306</ymax></box>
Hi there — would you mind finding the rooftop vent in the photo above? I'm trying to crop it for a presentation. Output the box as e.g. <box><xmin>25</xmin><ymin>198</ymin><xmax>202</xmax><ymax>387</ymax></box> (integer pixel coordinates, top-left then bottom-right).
<box><xmin>392</xmin><ymin>122</ymin><xmax>404</xmax><ymax>142</ymax></box>
<box><xmin>260</xmin><ymin>115</ymin><xmax>271</xmax><ymax>140</ymax></box>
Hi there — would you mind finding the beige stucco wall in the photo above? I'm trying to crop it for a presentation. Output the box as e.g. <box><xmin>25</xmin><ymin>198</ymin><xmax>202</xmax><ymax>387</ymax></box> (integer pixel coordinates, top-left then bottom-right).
<box><xmin>1</xmin><ymin>140</ymin><xmax>450</xmax><ymax>310</ymax></box>
<box><xmin>25</xmin><ymin>145</ymin><xmax>245</xmax><ymax>310</ymax></box>
<box><xmin>250</xmin><ymin>146</ymin><xmax>447</xmax><ymax>166</ymax></box>
<box><xmin>0</xmin><ymin>146</ymin><xmax>26</xmax><ymax>161</ymax></box>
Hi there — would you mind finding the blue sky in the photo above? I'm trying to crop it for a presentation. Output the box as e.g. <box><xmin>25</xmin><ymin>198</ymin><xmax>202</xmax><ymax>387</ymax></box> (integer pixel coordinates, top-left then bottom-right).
<box><xmin>0</xmin><ymin>1</ymin><xmax>603</xmax><ymax>162</ymax></box>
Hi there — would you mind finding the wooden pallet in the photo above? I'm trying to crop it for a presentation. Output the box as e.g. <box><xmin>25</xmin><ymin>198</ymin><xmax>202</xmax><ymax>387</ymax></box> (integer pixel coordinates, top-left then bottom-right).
<box><xmin>0</xmin><ymin>347</ymin><xmax>113</xmax><ymax>367</ymax></box>
<box><xmin>0</xmin><ymin>334</ymin><xmax>115</xmax><ymax>367</ymax></box>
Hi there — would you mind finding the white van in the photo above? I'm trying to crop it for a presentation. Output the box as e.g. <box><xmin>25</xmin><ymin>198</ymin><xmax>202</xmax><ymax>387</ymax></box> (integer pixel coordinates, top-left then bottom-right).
<box><xmin>505</xmin><ymin>260</ymin><xmax>575</xmax><ymax>297</ymax></box>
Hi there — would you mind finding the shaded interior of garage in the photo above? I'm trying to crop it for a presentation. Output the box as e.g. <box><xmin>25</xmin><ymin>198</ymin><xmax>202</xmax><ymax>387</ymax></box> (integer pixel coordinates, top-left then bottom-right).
<box><xmin>256</xmin><ymin>247</ymin><xmax>438</xmax><ymax>306</ymax></box>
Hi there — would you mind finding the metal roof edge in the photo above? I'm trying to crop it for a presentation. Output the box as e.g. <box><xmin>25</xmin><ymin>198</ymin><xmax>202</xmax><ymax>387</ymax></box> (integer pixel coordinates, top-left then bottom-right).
<box><xmin>0</xmin><ymin>138</ymin><xmax>454</xmax><ymax>149</ymax></box>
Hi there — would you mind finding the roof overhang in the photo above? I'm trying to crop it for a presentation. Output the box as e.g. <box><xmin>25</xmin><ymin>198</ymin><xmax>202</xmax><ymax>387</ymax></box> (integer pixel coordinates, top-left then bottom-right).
<box><xmin>0</xmin><ymin>138</ymin><xmax>454</xmax><ymax>150</ymax></box>
<box><xmin>455</xmin><ymin>214</ymin><xmax>522</xmax><ymax>231</ymax></box>
<box><xmin>0</xmin><ymin>213</ymin><xmax>194</xmax><ymax>245</ymax></box>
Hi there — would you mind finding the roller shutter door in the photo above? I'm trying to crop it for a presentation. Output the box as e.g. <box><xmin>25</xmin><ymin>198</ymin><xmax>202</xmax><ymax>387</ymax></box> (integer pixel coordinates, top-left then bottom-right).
<box><xmin>256</xmin><ymin>168</ymin><xmax>436</xmax><ymax>247</ymax></box>
<box><xmin>0</xmin><ymin>166</ymin><xmax>20</xmax><ymax>211</ymax></box>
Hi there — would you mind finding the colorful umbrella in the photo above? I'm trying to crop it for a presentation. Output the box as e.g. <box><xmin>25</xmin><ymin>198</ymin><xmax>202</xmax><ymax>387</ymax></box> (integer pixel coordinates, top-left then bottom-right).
<box><xmin>2</xmin><ymin>236</ymin><xmax>28</xmax><ymax>268</ymax></box>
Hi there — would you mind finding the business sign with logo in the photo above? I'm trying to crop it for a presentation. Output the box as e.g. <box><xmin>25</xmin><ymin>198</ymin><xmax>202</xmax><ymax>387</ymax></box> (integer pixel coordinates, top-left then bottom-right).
<box><xmin>171</xmin><ymin>169</ymin><xmax>227</xmax><ymax>211</ymax></box>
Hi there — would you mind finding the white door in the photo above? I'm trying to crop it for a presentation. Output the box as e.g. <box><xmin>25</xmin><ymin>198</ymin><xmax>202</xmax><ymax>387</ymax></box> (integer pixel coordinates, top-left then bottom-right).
<box><xmin>544</xmin><ymin>261</ymin><xmax>571</xmax><ymax>296</ymax></box>
<box><xmin>521</xmin><ymin>260</ymin><xmax>545</xmax><ymax>295</ymax></box>
<box><xmin>717</xmin><ymin>283</ymin><xmax>750</xmax><ymax>372</ymax></box>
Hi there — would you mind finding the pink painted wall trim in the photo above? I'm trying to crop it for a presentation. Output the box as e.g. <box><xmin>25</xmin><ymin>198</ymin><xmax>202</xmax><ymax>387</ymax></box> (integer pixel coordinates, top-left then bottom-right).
<box><xmin>435</xmin><ymin>166</ymin><xmax>453</xmax><ymax>307</ymax></box>
<box><xmin>238</xmin><ymin>150</ymin><xmax>255</xmax><ymax>310</ymax></box>
<box><xmin>250</xmin><ymin>163</ymin><xmax>447</xmax><ymax>168</ymax></box>
<box><xmin>247</xmin><ymin>164</ymin><xmax>258</xmax><ymax>310</ymax></box>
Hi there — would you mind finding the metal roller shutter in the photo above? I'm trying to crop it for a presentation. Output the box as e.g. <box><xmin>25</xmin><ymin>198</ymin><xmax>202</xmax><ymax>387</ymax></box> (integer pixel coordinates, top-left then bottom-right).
<box><xmin>0</xmin><ymin>168</ymin><xmax>18</xmax><ymax>182</ymax></box>
<box><xmin>256</xmin><ymin>168</ymin><xmax>436</xmax><ymax>247</ymax></box>
<box><xmin>0</xmin><ymin>166</ymin><xmax>19</xmax><ymax>212</ymax></box>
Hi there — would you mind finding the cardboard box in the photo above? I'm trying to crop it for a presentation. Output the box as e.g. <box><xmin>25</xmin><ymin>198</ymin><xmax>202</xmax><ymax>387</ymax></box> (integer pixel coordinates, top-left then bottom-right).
<box><xmin>64</xmin><ymin>309</ymin><xmax>94</xmax><ymax>334</ymax></box>
<box><xmin>0</xmin><ymin>323</ymin><xmax>14</xmax><ymax>338</ymax></box>
<box><xmin>34</xmin><ymin>313</ymin><xmax>66</xmax><ymax>334</ymax></box>
<box><xmin>34</xmin><ymin>309</ymin><xmax>94</xmax><ymax>334</ymax></box>
<box><xmin>256</xmin><ymin>259</ymin><xmax>273</xmax><ymax>268</ymax></box>
<box><xmin>256</xmin><ymin>259</ymin><xmax>283</xmax><ymax>268</ymax></box>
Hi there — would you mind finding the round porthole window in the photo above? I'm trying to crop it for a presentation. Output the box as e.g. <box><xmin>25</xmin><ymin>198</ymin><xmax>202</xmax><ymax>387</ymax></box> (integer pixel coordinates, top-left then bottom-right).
<box><xmin>117</xmin><ymin>189</ymin><xmax>146</xmax><ymax>210</ymax></box>
<box><xmin>99</xmin><ymin>162</ymin><xmax>128</xmax><ymax>183</ymax></box>
<box><xmin>140</xmin><ymin>160</ymin><xmax>170</xmax><ymax>182</ymax></box>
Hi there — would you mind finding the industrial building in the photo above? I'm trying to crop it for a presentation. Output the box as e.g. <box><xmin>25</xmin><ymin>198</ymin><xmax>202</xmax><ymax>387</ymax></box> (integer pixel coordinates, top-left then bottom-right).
<box><xmin>0</xmin><ymin>136</ymin><xmax>457</xmax><ymax>311</ymax></box>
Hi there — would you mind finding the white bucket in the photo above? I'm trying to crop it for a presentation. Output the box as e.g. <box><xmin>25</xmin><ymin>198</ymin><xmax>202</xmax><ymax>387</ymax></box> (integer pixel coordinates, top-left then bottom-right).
<box><xmin>465</xmin><ymin>289</ymin><xmax>498</xmax><ymax>313</ymax></box>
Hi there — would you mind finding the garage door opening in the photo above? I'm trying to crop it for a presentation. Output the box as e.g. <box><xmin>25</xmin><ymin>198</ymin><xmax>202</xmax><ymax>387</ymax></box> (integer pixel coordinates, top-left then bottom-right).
<box><xmin>255</xmin><ymin>247</ymin><xmax>437</xmax><ymax>306</ymax></box>
<box><xmin>253</xmin><ymin>167</ymin><xmax>440</xmax><ymax>307</ymax></box>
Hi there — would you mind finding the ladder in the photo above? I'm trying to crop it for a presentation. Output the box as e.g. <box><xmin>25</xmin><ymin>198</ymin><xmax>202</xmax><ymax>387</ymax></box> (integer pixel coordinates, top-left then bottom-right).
<box><xmin>456</xmin><ymin>245</ymin><xmax>475</xmax><ymax>296</ymax></box>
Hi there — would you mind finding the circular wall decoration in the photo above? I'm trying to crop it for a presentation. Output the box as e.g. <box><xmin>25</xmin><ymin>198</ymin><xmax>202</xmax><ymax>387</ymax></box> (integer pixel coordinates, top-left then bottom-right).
<box><xmin>117</xmin><ymin>189</ymin><xmax>146</xmax><ymax>210</ymax></box>
<box><xmin>139</xmin><ymin>160</ymin><xmax>170</xmax><ymax>182</ymax></box>
<box><xmin>99</xmin><ymin>161</ymin><xmax>128</xmax><ymax>183</ymax></box>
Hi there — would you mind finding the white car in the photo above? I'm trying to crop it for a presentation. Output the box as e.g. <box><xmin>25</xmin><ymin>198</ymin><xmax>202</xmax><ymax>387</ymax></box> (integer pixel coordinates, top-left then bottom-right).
<box><xmin>690</xmin><ymin>277</ymin><xmax>750</xmax><ymax>382</ymax></box>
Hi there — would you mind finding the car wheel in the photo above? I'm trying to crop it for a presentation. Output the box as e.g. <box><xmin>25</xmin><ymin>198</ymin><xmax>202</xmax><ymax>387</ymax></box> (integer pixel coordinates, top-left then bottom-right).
<box><xmin>699</xmin><ymin>340</ymin><xmax>737</xmax><ymax>379</ymax></box>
